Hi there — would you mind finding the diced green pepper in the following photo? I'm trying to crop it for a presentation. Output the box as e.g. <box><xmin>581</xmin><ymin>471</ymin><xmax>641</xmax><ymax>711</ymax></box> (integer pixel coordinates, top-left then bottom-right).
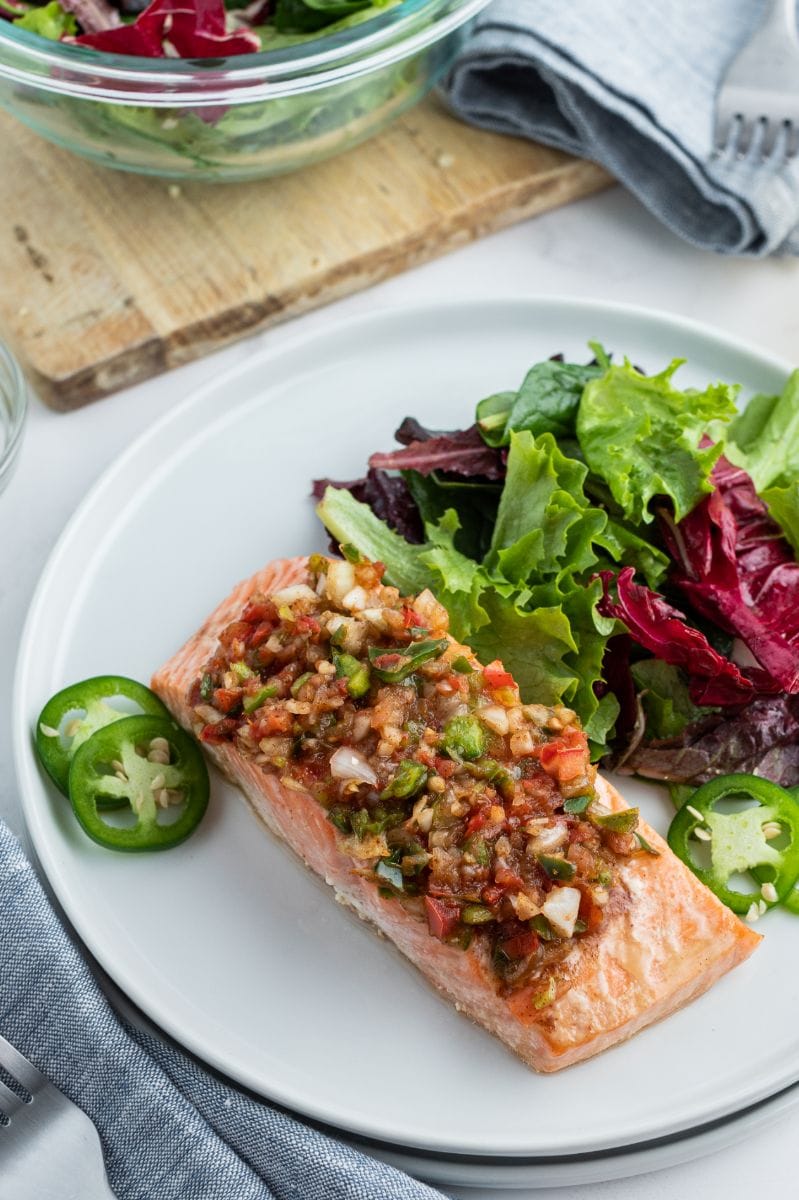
<box><xmin>464</xmin><ymin>836</ymin><xmax>492</xmax><ymax>867</ymax></box>
<box><xmin>375</xmin><ymin>858</ymin><xmax>404</xmax><ymax>890</ymax></box>
<box><xmin>340</xmin><ymin>543</ymin><xmax>362</xmax><ymax>563</ymax></box>
<box><xmin>591</xmin><ymin>807</ymin><xmax>639</xmax><ymax>833</ymax></box>
<box><xmin>368</xmin><ymin>639</ymin><xmax>448</xmax><ymax>684</ymax></box>
<box><xmin>350</xmin><ymin>809</ymin><xmax>371</xmax><ymax>840</ymax></box>
<box><xmin>563</xmin><ymin>795</ymin><xmax>590</xmax><ymax>814</ymax></box>
<box><xmin>462</xmin><ymin>903</ymin><xmax>495</xmax><ymax>924</ymax></box>
<box><xmin>463</xmin><ymin>757</ymin><xmax>515</xmax><ymax>798</ymax></box>
<box><xmin>199</xmin><ymin>674</ymin><xmax>214</xmax><ymax>702</ymax></box>
<box><xmin>290</xmin><ymin>672</ymin><xmax>313</xmax><ymax>698</ymax></box>
<box><xmin>532</xmin><ymin>977</ymin><xmax>556</xmax><ymax>1009</ymax></box>
<box><xmin>531</xmin><ymin>914</ymin><xmax>556</xmax><ymax>940</ymax></box>
<box><xmin>538</xmin><ymin>854</ymin><xmax>576</xmax><ymax>881</ymax></box>
<box><xmin>243</xmin><ymin>684</ymin><xmax>278</xmax><ymax>714</ymax></box>
<box><xmin>451</xmin><ymin>656</ymin><xmax>475</xmax><ymax>675</ymax></box>
<box><xmin>441</xmin><ymin>714</ymin><xmax>486</xmax><ymax>762</ymax></box>
<box><xmin>327</xmin><ymin>805</ymin><xmax>351</xmax><ymax>833</ymax></box>
<box><xmin>380</xmin><ymin>759</ymin><xmax>428</xmax><ymax>800</ymax></box>
<box><xmin>333</xmin><ymin>653</ymin><xmax>371</xmax><ymax>698</ymax></box>
<box><xmin>231</xmin><ymin>661</ymin><xmax>255</xmax><ymax>682</ymax></box>
<box><xmin>401</xmin><ymin>850</ymin><xmax>431</xmax><ymax>875</ymax></box>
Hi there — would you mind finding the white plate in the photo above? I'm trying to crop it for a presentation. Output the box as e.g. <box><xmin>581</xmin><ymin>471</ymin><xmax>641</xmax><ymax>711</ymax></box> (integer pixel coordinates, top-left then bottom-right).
<box><xmin>13</xmin><ymin>299</ymin><xmax>799</xmax><ymax>1159</ymax></box>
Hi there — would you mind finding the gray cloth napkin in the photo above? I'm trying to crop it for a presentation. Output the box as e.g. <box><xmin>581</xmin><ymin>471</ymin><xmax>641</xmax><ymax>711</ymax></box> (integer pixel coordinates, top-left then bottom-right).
<box><xmin>0</xmin><ymin>819</ymin><xmax>444</xmax><ymax>1200</ymax></box>
<box><xmin>442</xmin><ymin>0</ymin><xmax>799</xmax><ymax>256</ymax></box>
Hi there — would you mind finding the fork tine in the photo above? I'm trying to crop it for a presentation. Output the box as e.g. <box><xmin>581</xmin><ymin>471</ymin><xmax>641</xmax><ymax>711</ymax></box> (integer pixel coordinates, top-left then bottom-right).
<box><xmin>788</xmin><ymin>121</ymin><xmax>799</xmax><ymax>158</ymax></box>
<box><xmin>0</xmin><ymin>1034</ymin><xmax>45</xmax><ymax>1094</ymax></box>
<box><xmin>734</xmin><ymin>116</ymin><xmax>756</xmax><ymax>158</ymax></box>
<box><xmin>0</xmin><ymin>1077</ymin><xmax>27</xmax><ymax>1121</ymax></box>
<box><xmin>761</xmin><ymin>117</ymin><xmax>785</xmax><ymax>159</ymax></box>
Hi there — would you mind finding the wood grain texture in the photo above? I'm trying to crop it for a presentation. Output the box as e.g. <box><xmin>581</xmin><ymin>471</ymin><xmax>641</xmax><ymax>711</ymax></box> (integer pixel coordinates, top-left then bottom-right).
<box><xmin>0</xmin><ymin>97</ymin><xmax>612</xmax><ymax>409</ymax></box>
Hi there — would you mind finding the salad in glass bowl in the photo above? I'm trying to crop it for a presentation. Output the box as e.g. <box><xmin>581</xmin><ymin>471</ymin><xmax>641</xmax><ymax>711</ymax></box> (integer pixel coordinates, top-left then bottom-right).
<box><xmin>0</xmin><ymin>0</ymin><xmax>487</xmax><ymax>179</ymax></box>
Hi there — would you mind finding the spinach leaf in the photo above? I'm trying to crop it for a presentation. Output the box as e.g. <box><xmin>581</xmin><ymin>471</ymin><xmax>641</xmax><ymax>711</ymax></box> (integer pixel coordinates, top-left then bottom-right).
<box><xmin>476</xmin><ymin>347</ymin><xmax>608</xmax><ymax>448</ymax></box>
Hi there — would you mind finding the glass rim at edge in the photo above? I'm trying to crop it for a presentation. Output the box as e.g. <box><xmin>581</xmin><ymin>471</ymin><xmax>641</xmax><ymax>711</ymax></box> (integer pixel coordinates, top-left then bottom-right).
<box><xmin>0</xmin><ymin>342</ymin><xmax>28</xmax><ymax>469</ymax></box>
<box><xmin>0</xmin><ymin>0</ymin><xmax>487</xmax><ymax>101</ymax></box>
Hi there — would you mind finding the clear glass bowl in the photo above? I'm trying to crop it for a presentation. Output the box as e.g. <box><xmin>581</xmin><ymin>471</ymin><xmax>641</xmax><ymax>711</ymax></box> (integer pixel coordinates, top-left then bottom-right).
<box><xmin>0</xmin><ymin>0</ymin><xmax>487</xmax><ymax>181</ymax></box>
<box><xmin>0</xmin><ymin>342</ymin><xmax>28</xmax><ymax>498</ymax></box>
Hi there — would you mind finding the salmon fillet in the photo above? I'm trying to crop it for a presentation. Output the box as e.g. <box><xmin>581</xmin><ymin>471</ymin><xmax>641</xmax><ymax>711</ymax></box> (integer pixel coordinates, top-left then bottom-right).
<box><xmin>152</xmin><ymin>556</ymin><xmax>761</xmax><ymax>1072</ymax></box>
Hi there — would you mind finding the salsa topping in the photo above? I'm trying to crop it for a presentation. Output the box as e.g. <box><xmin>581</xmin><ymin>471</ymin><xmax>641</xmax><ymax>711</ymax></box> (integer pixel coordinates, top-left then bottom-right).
<box><xmin>192</xmin><ymin>553</ymin><xmax>648</xmax><ymax>992</ymax></box>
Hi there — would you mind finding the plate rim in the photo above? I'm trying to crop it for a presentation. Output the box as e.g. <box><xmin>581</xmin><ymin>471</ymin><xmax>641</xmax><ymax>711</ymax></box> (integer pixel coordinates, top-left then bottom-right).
<box><xmin>13</xmin><ymin>295</ymin><xmax>799</xmax><ymax>1158</ymax></box>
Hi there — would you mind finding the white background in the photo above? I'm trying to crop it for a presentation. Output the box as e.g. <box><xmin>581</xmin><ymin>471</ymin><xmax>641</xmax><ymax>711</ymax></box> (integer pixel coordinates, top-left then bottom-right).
<box><xmin>2</xmin><ymin>183</ymin><xmax>797</xmax><ymax>1197</ymax></box>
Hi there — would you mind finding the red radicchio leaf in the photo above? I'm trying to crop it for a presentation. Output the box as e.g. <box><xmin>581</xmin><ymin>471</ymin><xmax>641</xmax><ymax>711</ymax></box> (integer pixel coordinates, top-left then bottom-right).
<box><xmin>660</xmin><ymin>455</ymin><xmax>799</xmax><ymax>693</ymax></box>
<box><xmin>596</xmin><ymin>567</ymin><xmax>755</xmax><ymax>706</ymax></box>
<box><xmin>73</xmin><ymin>0</ymin><xmax>260</xmax><ymax>56</ymax></box>
<box><xmin>369</xmin><ymin>425</ymin><xmax>505</xmax><ymax>481</ymax></box>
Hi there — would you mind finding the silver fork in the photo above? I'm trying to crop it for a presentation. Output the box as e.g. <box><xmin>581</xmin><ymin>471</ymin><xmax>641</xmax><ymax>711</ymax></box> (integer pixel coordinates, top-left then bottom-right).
<box><xmin>0</xmin><ymin>1032</ymin><xmax>116</xmax><ymax>1200</ymax></box>
<box><xmin>714</xmin><ymin>0</ymin><xmax>799</xmax><ymax>162</ymax></box>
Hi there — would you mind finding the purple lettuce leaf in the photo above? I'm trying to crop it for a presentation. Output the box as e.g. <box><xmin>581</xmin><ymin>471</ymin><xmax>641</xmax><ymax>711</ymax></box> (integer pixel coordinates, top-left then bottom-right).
<box><xmin>621</xmin><ymin>695</ymin><xmax>799</xmax><ymax>787</ymax></box>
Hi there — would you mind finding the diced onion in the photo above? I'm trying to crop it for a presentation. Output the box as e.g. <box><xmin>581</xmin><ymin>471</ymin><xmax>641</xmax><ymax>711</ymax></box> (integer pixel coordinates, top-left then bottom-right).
<box><xmin>195</xmin><ymin>705</ymin><xmax>223</xmax><ymax>725</ymax></box>
<box><xmin>271</xmin><ymin>584</ymin><xmax>318</xmax><ymax>606</ymax></box>
<box><xmin>541</xmin><ymin>887</ymin><xmax>581</xmax><ymax>938</ymax></box>
<box><xmin>329</xmin><ymin>745</ymin><xmax>378</xmax><ymax>787</ymax></box>
<box><xmin>478</xmin><ymin>704</ymin><xmax>510</xmax><ymax>736</ymax></box>
<box><xmin>341</xmin><ymin>586</ymin><xmax>368</xmax><ymax>612</ymax></box>
<box><xmin>326</xmin><ymin>561</ymin><xmax>356</xmax><ymax>605</ymax></box>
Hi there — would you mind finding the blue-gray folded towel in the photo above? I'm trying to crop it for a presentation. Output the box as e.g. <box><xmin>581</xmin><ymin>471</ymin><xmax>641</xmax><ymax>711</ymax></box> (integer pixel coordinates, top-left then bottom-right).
<box><xmin>442</xmin><ymin>0</ymin><xmax>799</xmax><ymax>256</ymax></box>
<box><xmin>0</xmin><ymin>819</ymin><xmax>444</xmax><ymax>1200</ymax></box>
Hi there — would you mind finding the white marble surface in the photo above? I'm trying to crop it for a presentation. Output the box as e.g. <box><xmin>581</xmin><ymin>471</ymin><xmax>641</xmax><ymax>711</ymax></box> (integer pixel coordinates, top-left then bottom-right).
<box><xmin>2</xmin><ymin>184</ymin><xmax>798</xmax><ymax>1198</ymax></box>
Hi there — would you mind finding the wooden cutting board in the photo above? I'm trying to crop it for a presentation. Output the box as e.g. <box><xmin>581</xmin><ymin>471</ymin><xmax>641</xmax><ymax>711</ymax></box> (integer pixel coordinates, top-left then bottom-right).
<box><xmin>0</xmin><ymin>97</ymin><xmax>611</xmax><ymax>409</ymax></box>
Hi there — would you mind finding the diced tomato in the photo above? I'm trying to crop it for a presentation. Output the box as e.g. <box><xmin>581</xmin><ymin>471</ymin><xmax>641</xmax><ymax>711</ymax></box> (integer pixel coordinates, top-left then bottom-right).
<box><xmin>254</xmin><ymin>708</ymin><xmax>293</xmax><ymax>736</ymax></box>
<box><xmin>401</xmin><ymin>606</ymin><xmax>421</xmax><ymax>628</ymax></box>
<box><xmin>484</xmin><ymin>659</ymin><xmax>515</xmax><ymax>689</ymax></box>
<box><xmin>481</xmin><ymin>885</ymin><xmax>503</xmax><ymax>907</ymax></box>
<box><xmin>500</xmin><ymin>930</ymin><xmax>539</xmax><ymax>959</ymax></box>
<box><xmin>249</xmin><ymin>621</ymin><xmax>274</xmax><ymax>649</ymax></box>
<box><xmin>212</xmin><ymin>687</ymin><xmax>241</xmax><ymax>714</ymax></box>
<box><xmin>424</xmin><ymin>896</ymin><xmax>461</xmax><ymax>940</ymax></box>
<box><xmin>465</xmin><ymin>809</ymin><xmax>488</xmax><ymax>837</ymax></box>
<box><xmin>200</xmin><ymin>718</ymin><xmax>238</xmax><ymax>744</ymax></box>
<box><xmin>373</xmin><ymin>561</ymin><xmax>386</xmax><ymax>580</ymax></box>
<box><xmin>433</xmin><ymin>756</ymin><xmax>458</xmax><ymax>779</ymax></box>
<box><xmin>538</xmin><ymin>727</ymin><xmax>589</xmax><ymax>783</ymax></box>
<box><xmin>242</xmin><ymin>599</ymin><xmax>276</xmax><ymax>624</ymax></box>
<box><xmin>494</xmin><ymin>865</ymin><xmax>525</xmax><ymax>892</ymax></box>
<box><xmin>436</xmin><ymin>674</ymin><xmax>468</xmax><ymax>698</ymax></box>
<box><xmin>219</xmin><ymin>620</ymin><xmax>252</xmax><ymax>650</ymax></box>
<box><xmin>568</xmin><ymin>821</ymin><xmax>596</xmax><ymax>845</ymax></box>
<box><xmin>295</xmin><ymin>614</ymin><xmax>321</xmax><ymax>636</ymax></box>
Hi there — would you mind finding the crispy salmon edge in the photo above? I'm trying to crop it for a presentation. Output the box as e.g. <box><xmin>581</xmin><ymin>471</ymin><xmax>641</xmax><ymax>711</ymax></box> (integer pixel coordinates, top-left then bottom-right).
<box><xmin>152</xmin><ymin>556</ymin><xmax>762</xmax><ymax>1073</ymax></box>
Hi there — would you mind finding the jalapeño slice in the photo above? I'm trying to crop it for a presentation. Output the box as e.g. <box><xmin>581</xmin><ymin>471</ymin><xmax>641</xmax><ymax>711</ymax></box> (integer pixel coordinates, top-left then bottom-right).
<box><xmin>68</xmin><ymin>714</ymin><xmax>209</xmax><ymax>852</ymax></box>
<box><xmin>36</xmin><ymin>676</ymin><xmax>170</xmax><ymax>797</ymax></box>
<box><xmin>667</xmin><ymin>774</ymin><xmax>799</xmax><ymax>915</ymax></box>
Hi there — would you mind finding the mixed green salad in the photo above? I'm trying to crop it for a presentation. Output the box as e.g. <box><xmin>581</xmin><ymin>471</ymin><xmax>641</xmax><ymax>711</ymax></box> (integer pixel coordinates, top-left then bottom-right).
<box><xmin>0</xmin><ymin>0</ymin><xmax>400</xmax><ymax>56</ymax></box>
<box><xmin>313</xmin><ymin>348</ymin><xmax>799</xmax><ymax>787</ymax></box>
<box><xmin>314</xmin><ymin>347</ymin><xmax>799</xmax><ymax>919</ymax></box>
